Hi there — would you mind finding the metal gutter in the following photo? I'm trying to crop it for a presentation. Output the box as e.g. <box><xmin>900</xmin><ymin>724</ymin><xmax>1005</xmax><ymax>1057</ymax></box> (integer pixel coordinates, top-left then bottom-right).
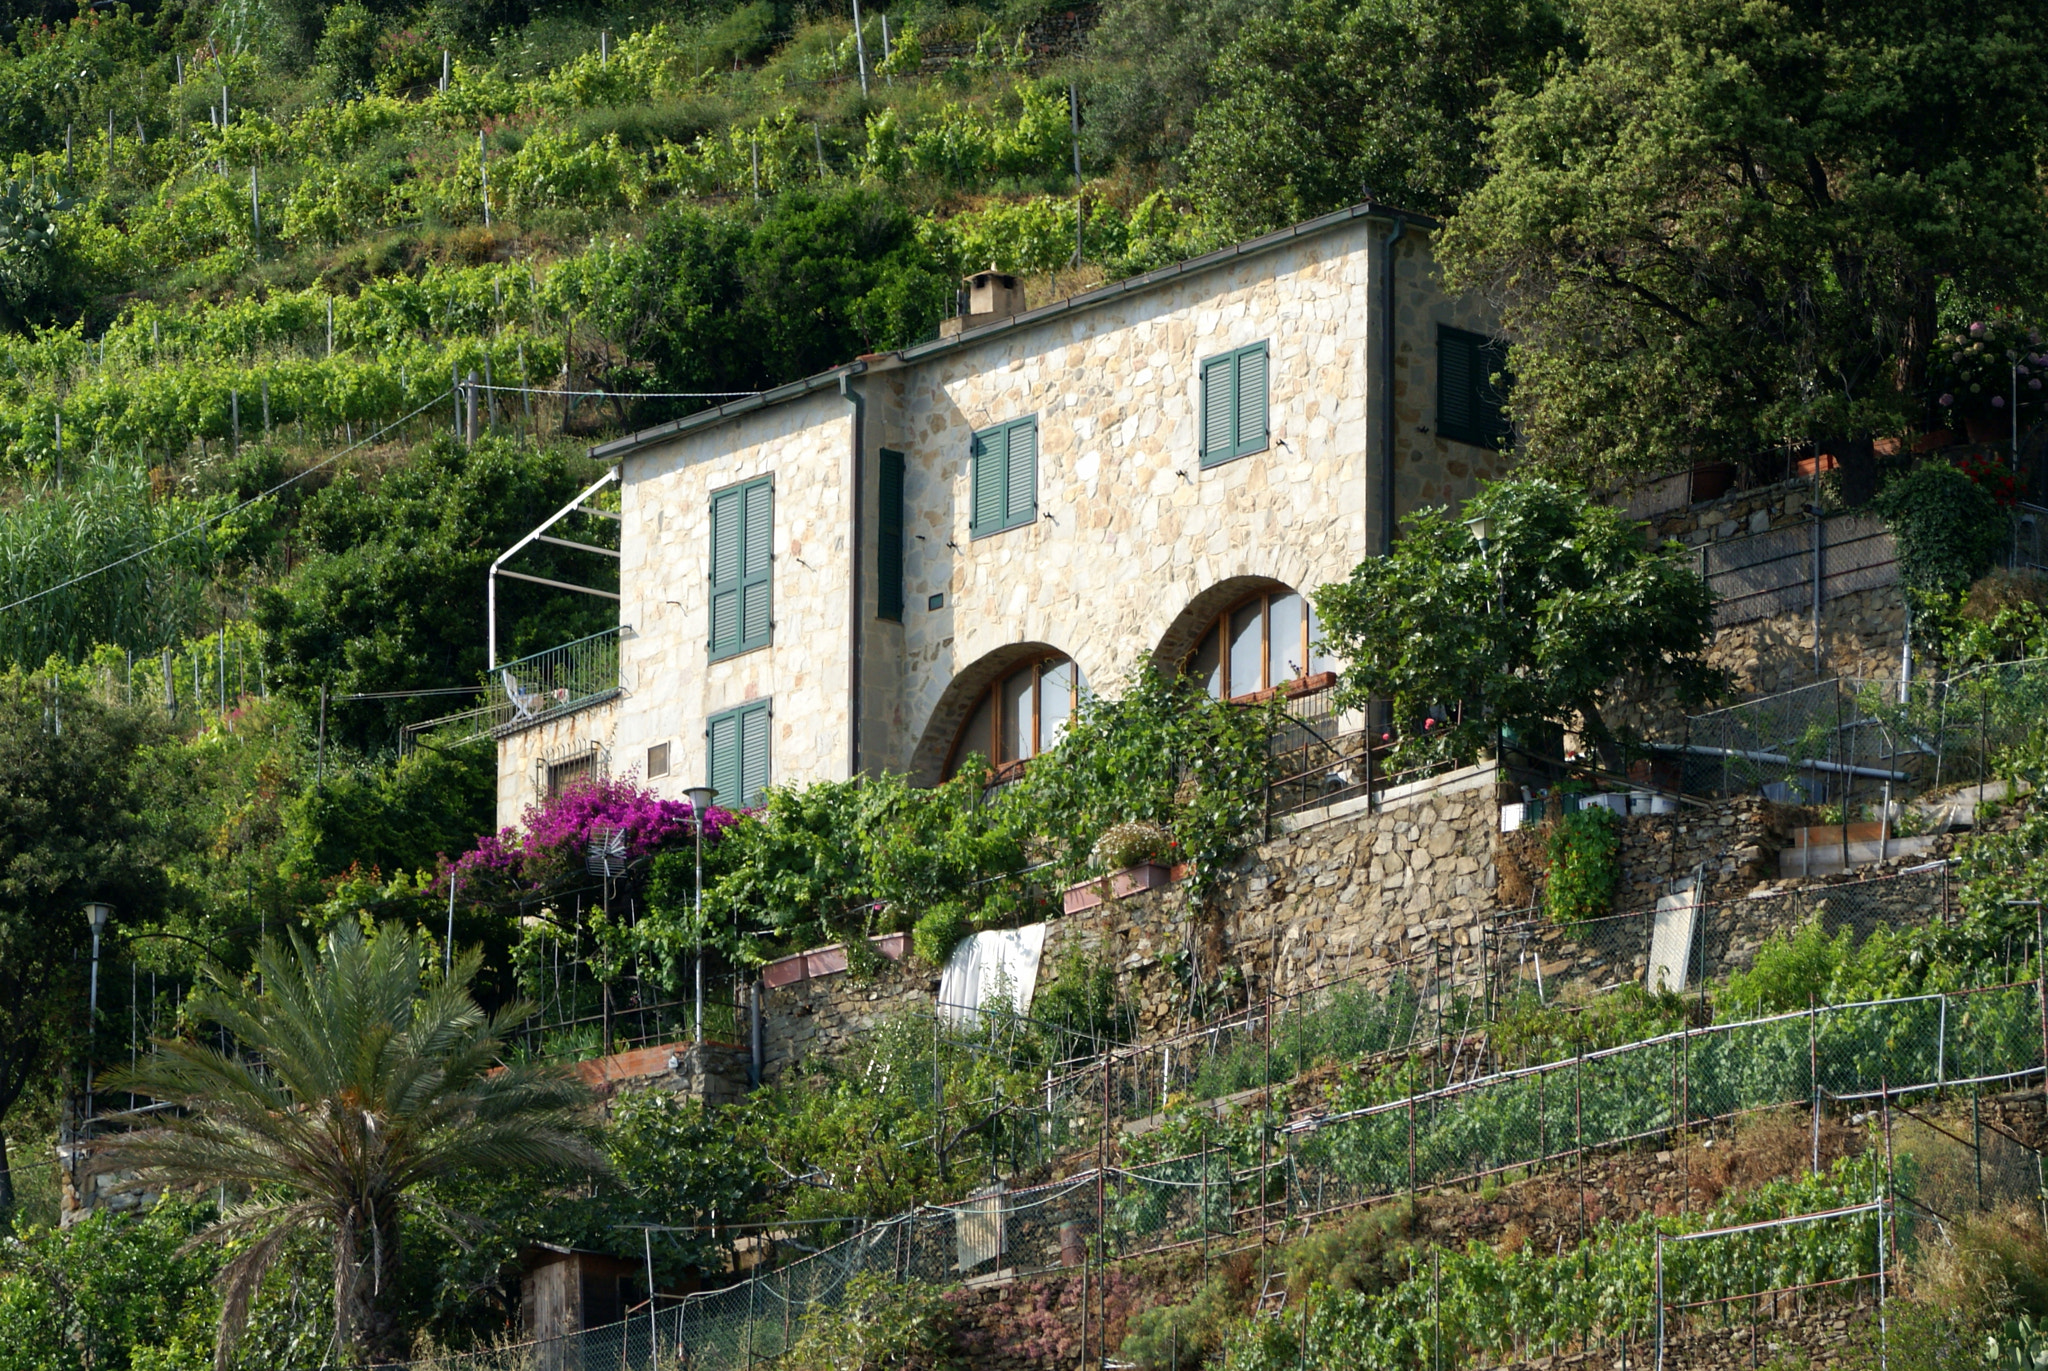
<box><xmin>588</xmin><ymin>362</ymin><xmax>869</xmax><ymax>462</ymax></box>
<box><xmin>585</xmin><ymin>201</ymin><xmax>1436</xmax><ymax>464</ymax></box>
<box><xmin>1378</xmin><ymin>215</ymin><xmax>1405</xmax><ymax>555</ymax></box>
<box><xmin>841</xmin><ymin>373</ymin><xmax>865</xmax><ymax>779</ymax></box>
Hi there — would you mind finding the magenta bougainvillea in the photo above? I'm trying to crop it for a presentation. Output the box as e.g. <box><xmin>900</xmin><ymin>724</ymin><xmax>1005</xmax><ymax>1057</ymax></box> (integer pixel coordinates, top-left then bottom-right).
<box><xmin>453</xmin><ymin>776</ymin><xmax>734</xmax><ymax>889</ymax></box>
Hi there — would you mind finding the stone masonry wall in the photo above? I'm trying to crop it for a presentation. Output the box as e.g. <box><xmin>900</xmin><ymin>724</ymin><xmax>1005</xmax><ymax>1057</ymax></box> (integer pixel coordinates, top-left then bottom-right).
<box><xmin>759</xmin><ymin>951</ymin><xmax>934</xmax><ymax>1083</ymax></box>
<box><xmin>747</xmin><ymin>777</ymin><xmax>1813</xmax><ymax>1082</ymax></box>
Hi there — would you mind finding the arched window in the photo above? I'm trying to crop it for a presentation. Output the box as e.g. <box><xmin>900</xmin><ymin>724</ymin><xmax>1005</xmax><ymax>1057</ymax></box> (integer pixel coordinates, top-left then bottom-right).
<box><xmin>1187</xmin><ymin>587</ymin><xmax>1339</xmax><ymax>701</ymax></box>
<box><xmin>944</xmin><ymin>653</ymin><xmax>1087</xmax><ymax>780</ymax></box>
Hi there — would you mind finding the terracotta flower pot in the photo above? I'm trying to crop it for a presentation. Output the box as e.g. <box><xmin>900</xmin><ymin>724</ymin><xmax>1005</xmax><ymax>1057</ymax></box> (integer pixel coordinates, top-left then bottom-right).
<box><xmin>1688</xmin><ymin>461</ymin><xmax>1737</xmax><ymax>503</ymax></box>
<box><xmin>1965</xmin><ymin>414</ymin><xmax>2011</xmax><ymax>444</ymax></box>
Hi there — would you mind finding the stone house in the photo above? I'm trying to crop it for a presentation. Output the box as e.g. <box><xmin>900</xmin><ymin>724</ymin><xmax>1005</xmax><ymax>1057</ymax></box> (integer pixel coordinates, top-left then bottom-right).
<box><xmin>486</xmin><ymin>200</ymin><xmax>1509</xmax><ymax>823</ymax></box>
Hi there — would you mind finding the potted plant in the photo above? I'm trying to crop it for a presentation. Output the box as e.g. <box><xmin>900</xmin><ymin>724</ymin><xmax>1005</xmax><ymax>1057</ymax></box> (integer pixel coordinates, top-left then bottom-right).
<box><xmin>1063</xmin><ymin>820</ymin><xmax>1178</xmax><ymax>913</ymax></box>
<box><xmin>1929</xmin><ymin>313</ymin><xmax>2047</xmax><ymax>446</ymax></box>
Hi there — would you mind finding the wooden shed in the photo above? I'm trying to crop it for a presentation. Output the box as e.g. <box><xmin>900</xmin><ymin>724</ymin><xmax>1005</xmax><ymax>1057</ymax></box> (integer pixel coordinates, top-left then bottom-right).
<box><xmin>518</xmin><ymin>1243</ymin><xmax>646</xmax><ymax>1343</ymax></box>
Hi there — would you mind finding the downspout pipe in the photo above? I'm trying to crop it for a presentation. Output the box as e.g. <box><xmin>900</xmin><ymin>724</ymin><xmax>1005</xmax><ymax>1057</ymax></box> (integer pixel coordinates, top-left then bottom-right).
<box><xmin>841</xmin><ymin>372</ymin><xmax>865</xmax><ymax>779</ymax></box>
<box><xmin>1379</xmin><ymin>214</ymin><xmax>1406</xmax><ymax>557</ymax></box>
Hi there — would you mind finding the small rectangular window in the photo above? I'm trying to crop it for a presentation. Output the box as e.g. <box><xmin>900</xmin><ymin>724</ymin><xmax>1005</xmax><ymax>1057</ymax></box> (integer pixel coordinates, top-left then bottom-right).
<box><xmin>969</xmin><ymin>417</ymin><xmax>1037</xmax><ymax>538</ymax></box>
<box><xmin>1199</xmin><ymin>342</ymin><xmax>1271</xmax><ymax>467</ymax></box>
<box><xmin>709</xmin><ymin>476</ymin><xmax>773</xmax><ymax>661</ymax></box>
<box><xmin>546</xmin><ymin>750</ymin><xmax>597</xmax><ymax>799</ymax></box>
<box><xmin>1437</xmin><ymin>326</ymin><xmax>1512</xmax><ymax>448</ymax></box>
<box><xmin>646</xmin><ymin>742</ymin><xmax>669</xmax><ymax>779</ymax></box>
<box><xmin>707</xmin><ymin>700</ymin><xmax>771</xmax><ymax>808</ymax></box>
<box><xmin>878</xmin><ymin>448</ymin><xmax>905</xmax><ymax>621</ymax></box>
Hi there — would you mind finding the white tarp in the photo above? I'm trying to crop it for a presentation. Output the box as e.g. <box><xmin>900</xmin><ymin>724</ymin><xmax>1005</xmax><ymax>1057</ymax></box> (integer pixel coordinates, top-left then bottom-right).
<box><xmin>1647</xmin><ymin>881</ymin><xmax>1700</xmax><ymax>994</ymax></box>
<box><xmin>937</xmin><ymin>923</ymin><xmax>1047</xmax><ymax>1027</ymax></box>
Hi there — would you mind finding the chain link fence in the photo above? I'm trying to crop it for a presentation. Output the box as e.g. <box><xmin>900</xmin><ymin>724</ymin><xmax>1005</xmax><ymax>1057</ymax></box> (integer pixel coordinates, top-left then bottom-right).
<box><xmin>425</xmin><ymin>958</ymin><xmax>2048</xmax><ymax>1371</ymax></box>
<box><xmin>1674</xmin><ymin>657</ymin><xmax>2048</xmax><ymax>807</ymax></box>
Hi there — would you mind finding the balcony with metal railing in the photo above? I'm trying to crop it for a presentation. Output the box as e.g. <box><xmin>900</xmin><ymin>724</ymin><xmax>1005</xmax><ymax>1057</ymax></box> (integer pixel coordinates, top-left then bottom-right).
<box><xmin>400</xmin><ymin>627</ymin><xmax>623</xmax><ymax>753</ymax></box>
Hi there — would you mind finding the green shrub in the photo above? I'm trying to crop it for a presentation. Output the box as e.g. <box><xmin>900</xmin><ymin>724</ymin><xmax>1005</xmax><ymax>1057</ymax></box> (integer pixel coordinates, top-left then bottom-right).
<box><xmin>1542</xmin><ymin>805</ymin><xmax>1618</xmax><ymax>927</ymax></box>
<box><xmin>1874</xmin><ymin>461</ymin><xmax>2007</xmax><ymax>595</ymax></box>
<box><xmin>912</xmin><ymin>903</ymin><xmax>973</xmax><ymax>964</ymax></box>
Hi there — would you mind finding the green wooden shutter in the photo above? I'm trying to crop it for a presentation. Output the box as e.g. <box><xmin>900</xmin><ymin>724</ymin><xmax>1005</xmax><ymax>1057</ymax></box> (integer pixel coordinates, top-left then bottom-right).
<box><xmin>707</xmin><ymin>699</ymin><xmax>771</xmax><ymax>807</ymax></box>
<box><xmin>741</xmin><ymin>480</ymin><xmax>773</xmax><ymax>649</ymax></box>
<box><xmin>1004</xmin><ymin>418</ymin><xmax>1036</xmax><ymax>528</ymax></box>
<box><xmin>1200</xmin><ymin>354</ymin><xmax>1235</xmax><ymax>465</ymax></box>
<box><xmin>707</xmin><ymin>708</ymin><xmax>741</xmax><ymax>803</ymax></box>
<box><xmin>738</xmin><ymin>702</ymin><xmax>771</xmax><ymax>804</ymax></box>
<box><xmin>710</xmin><ymin>477</ymin><xmax>772</xmax><ymax>660</ymax></box>
<box><xmin>1439</xmin><ymin>326</ymin><xmax>1510</xmax><ymax>447</ymax></box>
<box><xmin>1200</xmin><ymin>344</ymin><xmax>1269</xmax><ymax>465</ymax></box>
<box><xmin>708</xmin><ymin>485</ymin><xmax>744</xmax><ymax>654</ymax></box>
<box><xmin>970</xmin><ymin>418</ymin><xmax>1037</xmax><ymax>538</ymax></box>
<box><xmin>970</xmin><ymin>429</ymin><xmax>1004</xmax><ymax>534</ymax></box>
<box><xmin>1233</xmin><ymin>344</ymin><xmax>1268</xmax><ymax>457</ymax></box>
<box><xmin>877</xmin><ymin>449</ymin><xmax>904</xmax><ymax>621</ymax></box>
<box><xmin>1438</xmin><ymin>328</ymin><xmax>1474</xmax><ymax>441</ymax></box>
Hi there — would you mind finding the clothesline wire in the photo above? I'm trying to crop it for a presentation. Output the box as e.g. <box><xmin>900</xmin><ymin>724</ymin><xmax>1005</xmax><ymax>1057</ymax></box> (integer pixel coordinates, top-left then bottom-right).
<box><xmin>472</xmin><ymin>382</ymin><xmax>759</xmax><ymax>400</ymax></box>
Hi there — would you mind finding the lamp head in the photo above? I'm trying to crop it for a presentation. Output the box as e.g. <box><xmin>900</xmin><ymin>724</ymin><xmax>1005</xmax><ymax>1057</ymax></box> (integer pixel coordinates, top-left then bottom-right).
<box><xmin>1465</xmin><ymin>514</ymin><xmax>1494</xmax><ymax>546</ymax></box>
<box><xmin>82</xmin><ymin>901</ymin><xmax>112</xmax><ymax>933</ymax></box>
<box><xmin>684</xmin><ymin>785</ymin><xmax>718</xmax><ymax>818</ymax></box>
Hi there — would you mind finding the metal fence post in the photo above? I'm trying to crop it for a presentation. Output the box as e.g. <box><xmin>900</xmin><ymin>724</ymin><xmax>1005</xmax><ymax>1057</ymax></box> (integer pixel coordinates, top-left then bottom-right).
<box><xmin>1937</xmin><ymin>995</ymin><xmax>1947</xmax><ymax>1091</ymax></box>
<box><xmin>1654</xmin><ymin>1233</ymin><xmax>1666</xmax><ymax>1371</ymax></box>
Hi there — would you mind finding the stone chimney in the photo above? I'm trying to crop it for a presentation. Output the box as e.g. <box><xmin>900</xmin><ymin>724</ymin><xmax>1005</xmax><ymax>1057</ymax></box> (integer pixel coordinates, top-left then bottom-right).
<box><xmin>939</xmin><ymin>268</ymin><xmax>1027</xmax><ymax>338</ymax></box>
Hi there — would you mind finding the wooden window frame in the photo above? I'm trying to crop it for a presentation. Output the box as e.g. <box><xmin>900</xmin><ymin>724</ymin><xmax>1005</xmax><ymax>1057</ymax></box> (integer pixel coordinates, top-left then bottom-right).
<box><xmin>1192</xmin><ymin>589</ymin><xmax>1334</xmax><ymax>702</ymax></box>
<box><xmin>944</xmin><ymin>652</ymin><xmax>1074</xmax><ymax>781</ymax></box>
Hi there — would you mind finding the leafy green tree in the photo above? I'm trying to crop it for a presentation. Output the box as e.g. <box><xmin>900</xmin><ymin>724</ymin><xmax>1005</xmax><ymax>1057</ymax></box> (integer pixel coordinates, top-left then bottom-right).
<box><xmin>0</xmin><ymin>1198</ymin><xmax>219</xmax><ymax>1371</ymax></box>
<box><xmin>555</xmin><ymin>189</ymin><xmax>950</xmax><ymax>411</ymax></box>
<box><xmin>1081</xmin><ymin>0</ymin><xmax>1279</xmax><ymax>173</ymax></box>
<box><xmin>105</xmin><ymin>921</ymin><xmax>601</xmax><ymax>1367</ymax></box>
<box><xmin>669</xmin><ymin>769</ymin><xmax>1028</xmax><ymax>968</ymax></box>
<box><xmin>253</xmin><ymin>437</ymin><xmax>614</xmax><ymax>753</ymax></box>
<box><xmin>0</xmin><ymin>459</ymin><xmax>221</xmax><ymax>669</ymax></box>
<box><xmin>1183</xmin><ymin>0</ymin><xmax>1568</xmax><ymax>234</ymax></box>
<box><xmin>1312</xmin><ymin>478</ymin><xmax>1725</xmax><ymax>772</ymax></box>
<box><xmin>0</xmin><ymin>670</ymin><xmax>169</xmax><ymax>1216</ymax></box>
<box><xmin>1438</xmin><ymin>0</ymin><xmax>2048</xmax><ymax>503</ymax></box>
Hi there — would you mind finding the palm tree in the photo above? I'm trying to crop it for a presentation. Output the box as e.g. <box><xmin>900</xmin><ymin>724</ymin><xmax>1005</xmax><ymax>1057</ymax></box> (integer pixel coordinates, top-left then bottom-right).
<box><xmin>105</xmin><ymin>919</ymin><xmax>603</xmax><ymax>1368</ymax></box>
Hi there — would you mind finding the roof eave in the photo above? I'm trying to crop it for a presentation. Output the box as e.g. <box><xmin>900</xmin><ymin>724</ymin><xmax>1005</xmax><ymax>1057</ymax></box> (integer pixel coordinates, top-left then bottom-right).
<box><xmin>587</xmin><ymin>201</ymin><xmax>1434</xmax><ymax>462</ymax></box>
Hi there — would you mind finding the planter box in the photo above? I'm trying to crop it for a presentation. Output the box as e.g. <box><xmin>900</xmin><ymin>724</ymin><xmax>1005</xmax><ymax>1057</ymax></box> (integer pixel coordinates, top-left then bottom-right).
<box><xmin>1062</xmin><ymin>861</ymin><xmax>1177</xmax><ymax>915</ymax></box>
<box><xmin>761</xmin><ymin>930</ymin><xmax>911</xmax><ymax>989</ymax></box>
<box><xmin>1789</xmin><ymin>821</ymin><xmax>1890</xmax><ymax>848</ymax></box>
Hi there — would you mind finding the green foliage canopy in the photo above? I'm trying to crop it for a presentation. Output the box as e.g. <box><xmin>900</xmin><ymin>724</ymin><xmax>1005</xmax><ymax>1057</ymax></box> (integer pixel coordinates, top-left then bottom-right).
<box><xmin>1184</xmin><ymin>0</ymin><xmax>1567</xmax><ymax>233</ymax></box>
<box><xmin>1873</xmin><ymin>460</ymin><xmax>2008</xmax><ymax>595</ymax></box>
<box><xmin>1312</xmin><ymin>478</ymin><xmax>1726</xmax><ymax>771</ymax></box>
<box><xmin>253</xmin><ymin>436</ymin><xmax>614</xmax><ymax>751</ymax></box>
<box><xmin>0</xmin><ymin>670</ymin><xmax>169</xmax><ymax>1215</ymax></box>
<box><xmin>107</xmin><ymin>920</ymin><xmax>602</xmax><ymax>1366</ymax></box>
<box><xmin>1438</xmin><ymin>0</ymin><xmax>2048</xmax><ymax>502</ymax></box>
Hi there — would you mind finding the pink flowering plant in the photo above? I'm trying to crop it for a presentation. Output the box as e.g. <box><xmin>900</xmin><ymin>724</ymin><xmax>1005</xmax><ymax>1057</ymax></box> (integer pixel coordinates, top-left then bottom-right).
<box><xmin>453</xmin><ymin>776</ymin><xmax>734</xmax><ymax>893</ymax></box>
<box><xmin>1930</xmin><ymin>311</ymin><xmax>2048</xmax><ymax>429</ymax></box>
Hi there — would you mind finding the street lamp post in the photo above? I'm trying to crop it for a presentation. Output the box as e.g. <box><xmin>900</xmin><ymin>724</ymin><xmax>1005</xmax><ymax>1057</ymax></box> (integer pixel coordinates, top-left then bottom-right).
<box><xmin>684</xmin><ymin>786</ymin><xmax>718</xmax><ymax>1045</ymax></box>
<box><xmin>82</xmin><ymin>902</ymin><xmax>112</xmax><ymax>1117</ymax></box>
